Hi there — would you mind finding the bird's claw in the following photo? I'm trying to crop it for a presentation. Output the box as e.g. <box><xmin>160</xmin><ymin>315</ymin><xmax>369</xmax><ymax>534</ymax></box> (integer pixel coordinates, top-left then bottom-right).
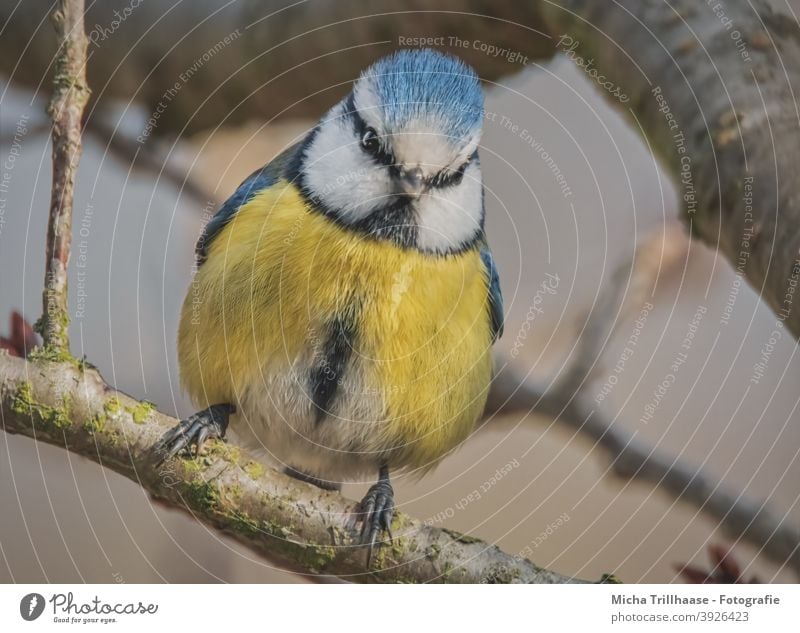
<box><xmin>152</xmin><ymin>403</ymin><xmax>234</xmax><ymax>465</ymax></box>
<box><xmin>357</xmin><ymin>478</ymin><xmax>395</xmax><ymax>566</ymax></box>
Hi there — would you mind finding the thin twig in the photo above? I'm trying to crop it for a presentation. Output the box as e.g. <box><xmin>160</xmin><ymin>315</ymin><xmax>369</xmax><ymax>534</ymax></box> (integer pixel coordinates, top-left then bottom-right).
<box><xmin>38</xmin><ymin>0</ymin><xmax>91</xmax><ymax>352</ymax></box>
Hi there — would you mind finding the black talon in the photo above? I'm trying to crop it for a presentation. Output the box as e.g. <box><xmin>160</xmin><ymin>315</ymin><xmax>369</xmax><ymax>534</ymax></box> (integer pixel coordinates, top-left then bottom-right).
<box><xmin>152</xmin><ymin>403</ymin><xmax>234</xmax><ymax>465</ymax></box>
<box><xmin>357</xmin><ymin>465</ymin><xmax>395</xmax><ymax>566</ymax></box>
<box><xmin>192</xmin><ymin>422</ymin><xmax>213</xmax><ymax>458</ymax></box>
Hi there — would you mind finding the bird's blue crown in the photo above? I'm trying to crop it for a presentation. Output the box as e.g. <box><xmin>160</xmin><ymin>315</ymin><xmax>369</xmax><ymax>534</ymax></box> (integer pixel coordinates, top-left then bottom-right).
<box><xmin>360</xmin><ymin>49</ymin><xmax>484</xmax><ymax>144</ymax></box>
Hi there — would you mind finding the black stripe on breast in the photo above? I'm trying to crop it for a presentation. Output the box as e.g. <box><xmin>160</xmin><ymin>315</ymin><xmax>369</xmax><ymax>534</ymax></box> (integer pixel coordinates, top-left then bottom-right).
<box><xmin>308</xmin><ymin>315</ymin><xmax>357</xmax><ymax>425</ymax></box>
<box><xmin>348</xmin><ymin>201</ymin><xmax>418</xmax><ymax>249</ymax></box>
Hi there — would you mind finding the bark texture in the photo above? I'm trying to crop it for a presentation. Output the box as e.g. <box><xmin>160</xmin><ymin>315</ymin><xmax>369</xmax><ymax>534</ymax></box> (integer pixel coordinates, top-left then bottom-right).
<box><xmin>39</xmin><ymin>0</ymin><xmax>91</xmax><ymax>351</ymax></box>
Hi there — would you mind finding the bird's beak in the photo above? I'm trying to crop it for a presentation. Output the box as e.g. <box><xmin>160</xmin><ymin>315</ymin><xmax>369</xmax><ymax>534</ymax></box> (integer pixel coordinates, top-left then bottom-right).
<box><xmin>397</xmin><ymin>167</ymin><xmax>425</xmax><ymax>199</ymax></box>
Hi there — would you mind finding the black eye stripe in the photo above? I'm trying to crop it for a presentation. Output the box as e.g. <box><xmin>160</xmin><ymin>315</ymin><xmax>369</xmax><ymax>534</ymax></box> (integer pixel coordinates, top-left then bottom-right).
<box><xmin>343</xmin><ymin>93</ymin><xmax>477</xmax><ymax>179</ymax></box>
<box><xmin>429</xmin><ymin>151</ymin><xmax>476</xmax><ymax>188</ymax></box>
<box><xmin>345</xmin><ymin>94</ymin><xmax>395</xmax><ymax>166</ymax></box>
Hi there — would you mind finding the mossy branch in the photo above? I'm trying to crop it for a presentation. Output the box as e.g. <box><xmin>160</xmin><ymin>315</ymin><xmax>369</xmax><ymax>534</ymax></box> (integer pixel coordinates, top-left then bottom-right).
<box><xmin>0</xmin><ymin>352</ymin><xmax>590</xmax><ymax>584</ymax></box>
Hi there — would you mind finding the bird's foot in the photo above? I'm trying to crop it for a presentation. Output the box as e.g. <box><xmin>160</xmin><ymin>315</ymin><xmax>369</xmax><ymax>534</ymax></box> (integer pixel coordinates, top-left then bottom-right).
<box><xmin>152</xmin><ymin>403</ymin><xmax>234</xmax><ymax>465</ymax></box>
<box><xmin>357</xmin><ymin>466</ymin><xmax>394</xmax><ymax>565</ymax></box>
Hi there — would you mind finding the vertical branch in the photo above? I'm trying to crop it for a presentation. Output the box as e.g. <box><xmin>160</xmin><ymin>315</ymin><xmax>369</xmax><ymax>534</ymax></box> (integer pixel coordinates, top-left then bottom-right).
<box><xmin>38</xmin><ymin>0</ymin><xmax>90</xmax><ymax>352</ymax></box>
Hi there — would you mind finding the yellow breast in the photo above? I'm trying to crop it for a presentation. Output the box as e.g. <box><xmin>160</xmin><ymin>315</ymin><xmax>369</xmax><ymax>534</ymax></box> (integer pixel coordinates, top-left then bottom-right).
<box><xmin>178</xmin><ymin>181</ymin><xmax>493</xmax><ymax>469</ymax></box>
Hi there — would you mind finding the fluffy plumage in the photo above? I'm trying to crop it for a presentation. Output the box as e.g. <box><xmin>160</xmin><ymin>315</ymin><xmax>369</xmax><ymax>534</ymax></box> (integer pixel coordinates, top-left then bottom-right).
<box><xmin>180</xmin><ymin>183</ymin><xmax>493</xmax><ymax>478</ymax></box>
<box><xmin>176</xmin><ymin>49</ymin><xmax>502</xmax><ymax>487</ymax></box>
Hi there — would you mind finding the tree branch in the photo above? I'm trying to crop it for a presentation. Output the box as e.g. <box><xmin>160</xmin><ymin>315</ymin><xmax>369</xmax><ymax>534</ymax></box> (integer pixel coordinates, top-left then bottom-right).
<box><xmin>540</xmin><ymin>0</ymin><xmax>800</xmax><ymax>339</ymax></box>
<box><xmin>38</xmin><ymin>0</ymin><xmax>91</xmax><ymax>352</ymax></box>
<box><xmin>0</xmin><ymin>353</ymin><xmax>589</xmax><ymax>584</ymax></box>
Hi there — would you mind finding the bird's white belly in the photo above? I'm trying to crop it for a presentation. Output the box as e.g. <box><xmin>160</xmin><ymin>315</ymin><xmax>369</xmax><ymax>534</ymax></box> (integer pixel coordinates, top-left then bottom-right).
<box><xmin>232</xmin><ymin>357</ymin><xmax>388</xmax><ymax>483</ymax></box>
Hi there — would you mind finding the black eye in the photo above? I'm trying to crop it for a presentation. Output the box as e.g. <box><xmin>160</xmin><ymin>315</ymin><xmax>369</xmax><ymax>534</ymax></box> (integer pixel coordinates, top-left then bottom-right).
<box><xmin>361</xmin><ymin>127</ymin><xmax>380</xmax><ymax>155</ymax></box>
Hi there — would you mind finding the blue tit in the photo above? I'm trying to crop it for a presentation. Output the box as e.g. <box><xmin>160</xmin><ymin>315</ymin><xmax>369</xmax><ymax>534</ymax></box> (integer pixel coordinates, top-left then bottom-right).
<box><xmin>154</xmin><ymin>48</ymin><xmax>504</xmax><ymax>558</ymax></box>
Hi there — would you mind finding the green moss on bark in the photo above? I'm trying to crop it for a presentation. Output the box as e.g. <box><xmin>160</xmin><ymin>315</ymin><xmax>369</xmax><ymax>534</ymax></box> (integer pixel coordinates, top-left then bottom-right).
<box><xmin>242</xmin><ymin>461</ymin><xmax>264</xmax><ymax>480</ymax></box>
<box><xmin>125</xmin><ymin>400</ymin><xmax>155</xmax><ymax>424</ymax></box>
<box><xmin>11</xmin><ymin>381</ymin><xmax>73</xmax><ymax>431</ymax></box>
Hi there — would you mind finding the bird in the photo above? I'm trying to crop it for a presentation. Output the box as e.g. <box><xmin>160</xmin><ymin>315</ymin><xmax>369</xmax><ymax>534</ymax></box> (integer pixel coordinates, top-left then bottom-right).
<box><xmin>154</xmin><ymin>48</ymin><xmax>504</xmax><ymax>560</ymax></box>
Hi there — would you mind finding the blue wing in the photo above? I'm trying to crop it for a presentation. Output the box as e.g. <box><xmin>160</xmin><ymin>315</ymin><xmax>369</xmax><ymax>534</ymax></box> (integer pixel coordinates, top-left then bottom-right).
<box><xmin>480</xmin><ymin>245</ymin><xmax>504</xmax><ymax>342</ymax></box>
<box><xmin>195</xmin><ymin>142</ymin><xmax>301</xmax><ymax>264</ymax></box>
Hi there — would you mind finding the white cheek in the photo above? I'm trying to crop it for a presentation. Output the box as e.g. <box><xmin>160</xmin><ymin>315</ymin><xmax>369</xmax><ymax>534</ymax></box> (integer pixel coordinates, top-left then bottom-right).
<box><xmin>302</xmin><ymin>113</ymin><xmax>389</xmax><ymax>222</ymax></box>
<box><xmin>416</xmin><ymin>163</ymin><xmax>483</xmax><ymax>253</ymax></box>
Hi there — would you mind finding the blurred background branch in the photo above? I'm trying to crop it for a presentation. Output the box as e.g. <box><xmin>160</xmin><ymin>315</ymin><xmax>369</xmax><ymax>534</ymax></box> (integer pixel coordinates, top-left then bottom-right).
<box><xmin>0</xmin><ymin>1</ymin><xmax>552</xmax><ymax>136</ymax></box>
<box><xmin>485</xmin><ymin>224</ymin><xmax>800</xmax><ymax>577</ymax></box>
<box><xmin>541</xmin><ymin>0</ymin><xmax>800</xmax><ymax>340</ymax></box>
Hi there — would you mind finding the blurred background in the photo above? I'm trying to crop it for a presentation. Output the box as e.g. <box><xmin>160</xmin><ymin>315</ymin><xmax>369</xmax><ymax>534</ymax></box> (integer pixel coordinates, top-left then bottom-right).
<box><xmin>1</xmin><ymin>0</ymin><xmax>799</xmax><ymax>583</ymax></box>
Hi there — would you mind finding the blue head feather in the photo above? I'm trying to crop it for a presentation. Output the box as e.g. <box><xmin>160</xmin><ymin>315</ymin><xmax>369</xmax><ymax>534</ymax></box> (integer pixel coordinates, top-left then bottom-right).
<box><xmin>359</xmin><ymin>49</ymin><xmax>484</xmax><ymax>145</ymax></box>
